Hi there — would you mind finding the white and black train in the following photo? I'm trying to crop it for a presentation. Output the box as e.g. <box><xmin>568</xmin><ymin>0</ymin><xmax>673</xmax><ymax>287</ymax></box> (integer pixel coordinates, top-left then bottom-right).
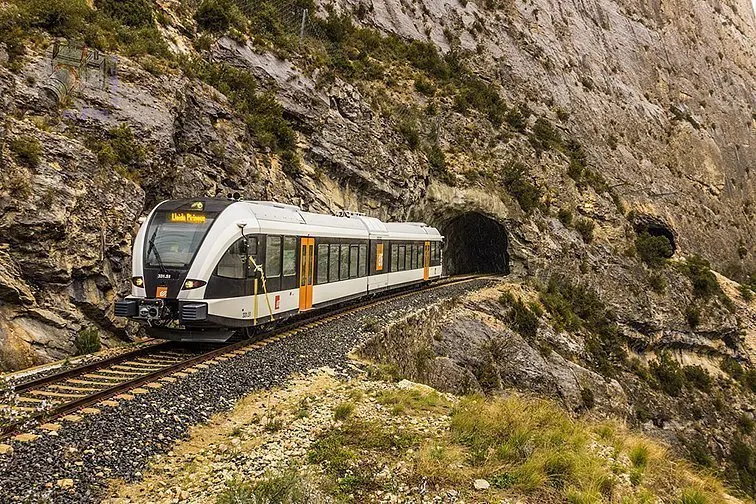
<box><xmin>115</xmin><ymin>199</ymin><xmax>443</xmax><ymax>341</ymax></box>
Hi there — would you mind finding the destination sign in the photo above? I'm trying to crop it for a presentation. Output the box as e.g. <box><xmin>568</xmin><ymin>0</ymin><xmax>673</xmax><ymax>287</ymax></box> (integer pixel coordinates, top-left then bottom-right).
<box><xmin>169</xmin><ymin>212</ymin><xmax>206</xmax><ymax>224</ymax></box>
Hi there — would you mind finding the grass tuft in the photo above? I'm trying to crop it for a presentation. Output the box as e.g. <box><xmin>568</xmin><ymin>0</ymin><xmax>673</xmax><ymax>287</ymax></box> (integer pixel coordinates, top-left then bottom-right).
<box><xmin>9</xmin><ymin>138</ymin><xmax>42</xmax><ymax>168</ymax></box>
<box><xmin>333</xmin><ymin>401</ymin><xmax>355</xmax><ymax>421</ymax></box>
<box><xmin>74</xmin><ymin>326</ymin><xmax>101</xmax><ymax>355</ymax></box>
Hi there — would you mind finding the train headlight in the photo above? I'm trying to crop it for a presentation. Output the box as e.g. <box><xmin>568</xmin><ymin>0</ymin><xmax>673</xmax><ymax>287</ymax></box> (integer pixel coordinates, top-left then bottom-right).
<box><xmin>131</xmin><ymin>276</ymin><xmax>144</xmax><ymax>287</ymax></box>
<box><xmin>183</xmin><ymin>279</ymin><xmax>206</xmax><ymax>290</ymax></box>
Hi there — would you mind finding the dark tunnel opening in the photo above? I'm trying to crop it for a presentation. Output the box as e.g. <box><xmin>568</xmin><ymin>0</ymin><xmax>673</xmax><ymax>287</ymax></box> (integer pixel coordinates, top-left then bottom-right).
<box><xmin>440</xmin><ymin>213</ymin><xmax>510</xmax><ymax>275</ymax></box>
<box><xmin>635</xmin><ymin>222</ymin><xmax>677</xmax><ymax>257</ymax></box>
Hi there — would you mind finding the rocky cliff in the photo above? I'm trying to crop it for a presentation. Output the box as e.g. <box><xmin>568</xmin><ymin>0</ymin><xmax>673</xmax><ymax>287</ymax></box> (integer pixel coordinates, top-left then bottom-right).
<box><xmin>0</xmin><ymin>0</ymin><xmax>754</xmax><ymax>492</ymax></box>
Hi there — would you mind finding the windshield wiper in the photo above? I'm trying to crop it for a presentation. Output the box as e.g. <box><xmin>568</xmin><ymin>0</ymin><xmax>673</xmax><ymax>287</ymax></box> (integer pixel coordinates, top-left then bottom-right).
<box><xmin>147</xmin><ymin>228</ymin><xmax>168</xmax><ymax>275</ymax></box>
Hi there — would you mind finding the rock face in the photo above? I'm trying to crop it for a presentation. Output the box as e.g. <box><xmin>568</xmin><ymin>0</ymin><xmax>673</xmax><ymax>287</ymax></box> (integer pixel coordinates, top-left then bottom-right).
<box><xmin>359</xmin><ymin>282</ymin><xmax>756</xmax><ymax>482</ymax></box>
<box><xmin>0</xmin><ymin>1</ymin><xmax>754</xmax><ymax>376</ymax></box>
<box><xmin>361</xmin><ymin>289</ymin><xmax>631</xmax><ymax>418</ymax></box>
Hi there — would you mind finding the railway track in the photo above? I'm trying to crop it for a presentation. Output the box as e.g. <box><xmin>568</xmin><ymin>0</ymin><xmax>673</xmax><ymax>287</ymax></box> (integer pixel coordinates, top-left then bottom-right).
<box><xmin>1</xmin><ymin>274</ymin><xmax>492</xmax><ymax>440</ymax></box>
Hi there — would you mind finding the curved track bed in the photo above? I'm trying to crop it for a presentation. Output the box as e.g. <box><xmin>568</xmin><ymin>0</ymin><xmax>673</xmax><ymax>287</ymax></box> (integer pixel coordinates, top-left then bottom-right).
<box><xmin>1</xmin><ymin>275</ymin><xmax>488</xmax><ymax>440</ymax></box>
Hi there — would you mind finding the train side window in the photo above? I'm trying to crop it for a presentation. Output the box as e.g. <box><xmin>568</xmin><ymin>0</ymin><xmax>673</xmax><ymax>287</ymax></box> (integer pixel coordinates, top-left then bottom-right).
<box><xmin>398</xmin><ymin>245</ymin><xmax>406</xmax><ymax>271</ymax></box>
<box><xmin>340</xmin><ymin>244</ymin><xmax>349</xmax><ymax>280</ymax></box>
<box><xmin>349</xmin><ymin>245</ymin><xmax>359</xmax><ymax>278</ymax></box>
<box><xmin>248</xmin><ymin>237</ymin><xmax>258</xmax><ymax>259</ymax></box>
<box><xmin>412</xmin><ymin>244</ymin><xmax>418</xmax><ymax>269</ymax></box>
<box><xmin>215</xmin><ymin>238</ymin><xmax>246</xmax><ymax>279</ymax></box>
<box><xmin>317</xmin><ymin>244</ymin><xmax>329</xmax><ymax>284</ymax></box>
<box><xmin>432</xmin><ymin>242</ymin><xmax>437</xmax><ymax>262</ymax></box>
<box><xmin>265</xmin><ymin>236</ymin><xmax>282</xmax><ymax>277</ymax></box>
<box><xmin>283</xmin><ymin>236</ymin><xmax>297</xmax><ymax>277</ymax></box>
<box><xmin>329</xmin><ymin>244</ymin><xmax>340</xmax><ymax>282</ymax></box>
<box><xmin>359</xmin><ymin>244</ymin><xmax>367</xmax><ymax>277</ymax></box>
<box><xmin>391</xmin><ymin>244</ymin><xmax>398</xmax><ymax>272</ymax></box>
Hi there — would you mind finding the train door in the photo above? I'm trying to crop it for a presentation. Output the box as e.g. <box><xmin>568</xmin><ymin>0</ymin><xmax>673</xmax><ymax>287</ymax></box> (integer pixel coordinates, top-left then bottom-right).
<box><xmin>423</xmin><ymin>241</ymin><xmax>430</xmax><ymax>280</ymax></box>
<box><xmin>299</xmin><ymin>238</ymin><xmax>315</xmax><ymax>311</ymax></box>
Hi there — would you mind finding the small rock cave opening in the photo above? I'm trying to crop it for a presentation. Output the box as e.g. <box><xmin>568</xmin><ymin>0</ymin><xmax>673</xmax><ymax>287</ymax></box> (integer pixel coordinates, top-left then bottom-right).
<box><xmin>440</xmin><ymin>213</ymin><xmax>510</xmax><ymax>275</ymax></box>
<box><xmin>635</xmin><ymin>222</ymin><xmax>677</xmax><ymax>257</ymax></box>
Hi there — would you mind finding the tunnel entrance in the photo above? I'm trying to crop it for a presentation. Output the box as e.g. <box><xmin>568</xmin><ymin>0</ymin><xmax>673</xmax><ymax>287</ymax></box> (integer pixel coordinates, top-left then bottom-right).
<box><xmin>440</xmin><ymin>212</ymin><xmax>510</xmax><ymax>275</ymax></box>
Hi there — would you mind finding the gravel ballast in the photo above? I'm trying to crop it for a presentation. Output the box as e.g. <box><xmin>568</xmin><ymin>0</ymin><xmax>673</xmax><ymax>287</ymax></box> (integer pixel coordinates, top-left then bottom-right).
<box><xmin>0</xmin><ymin>278</ymin><xmax>493</xmax><ymax>503</ymax></box>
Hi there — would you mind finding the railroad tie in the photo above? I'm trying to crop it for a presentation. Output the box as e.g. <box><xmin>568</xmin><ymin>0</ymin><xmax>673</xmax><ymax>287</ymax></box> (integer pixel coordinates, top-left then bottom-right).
<box><xmin>0</xmin><ymin>405</ymin><xmax>36</xmax><ymax>412</ymax></box>
<box><xmin>96</xmin><ymin>369</ymin><xmax>144</xmax><ymax>376</ymax></box>
<box><xmin>48</xmin><ymin>384</ymin><xmax>101</xmax><ymax>393</ymax></box>
<box><xmin>122</xmin><ymin>361</ymin><xmax>165</xmax><ymax>368</ymax></box>
<box><xmin>15</xmin><ymin>396</ymin><xmax>45</xmax><ymax>403</ymax></box>
<box><xmin>67</xmin><ymin>379</ymin><xmax>116</xmax><ymax>387</ymax></box>
<box><xmin>82</xmin><ymin>373</ymin><xmax>123</xmax><ymax>381</ymax></box>
<box><xmin>111</xmin><ymin>365</ymin><xmax>161</xmax><ymax>373</ymax></box>
<box><xmin>29</xmin><ymin>390</ymin><xmax>85</xmax><ymax>399</ymax></box>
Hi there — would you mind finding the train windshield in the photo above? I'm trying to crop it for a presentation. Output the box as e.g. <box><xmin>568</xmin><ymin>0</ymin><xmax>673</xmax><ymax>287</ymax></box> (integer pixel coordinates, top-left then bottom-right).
<box><xmin>144</xmin><ymin>210</ymin><xmax>218</xmax><ymax>269</ymax></box>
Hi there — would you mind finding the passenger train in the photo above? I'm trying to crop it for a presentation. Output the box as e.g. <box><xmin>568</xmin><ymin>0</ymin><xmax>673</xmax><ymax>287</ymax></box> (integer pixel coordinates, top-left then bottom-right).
<box><xmin>115</xmin><ymin>199</ymin><xmax>443</xmax><ymax>341</ymax></box>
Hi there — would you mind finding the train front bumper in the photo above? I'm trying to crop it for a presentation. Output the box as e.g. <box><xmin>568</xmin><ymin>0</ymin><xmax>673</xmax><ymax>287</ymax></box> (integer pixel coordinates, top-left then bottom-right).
<box><xmin>115</xmin><ymin>298</ymin><xmax>208</xmax><ymax>323</ymax></box>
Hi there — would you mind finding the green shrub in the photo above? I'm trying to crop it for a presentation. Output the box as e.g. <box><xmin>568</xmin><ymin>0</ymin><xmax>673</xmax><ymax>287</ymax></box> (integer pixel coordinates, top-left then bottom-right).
<box><xmin>575</xmin><ymin>218</ymin><xmax>595</xmax><ymax>243</ymax></box>
<box><xmin>406</xmin><ymin>39</ymin><xmax>451</xmax><ymax>80</ymax></box>
<box><xmin>499</xmin><ymin>291</ymin><xmax>540</xmax><ymax>340</ymax></box>
<box><xmin>648</xmin><ymin>273</ymin><xmax>667</xmax><ymax>294</ymax></box>
<box><xmin>739</xmin><ymin>284</ymin><xmax>754</xmax><ymax>302</ymax></box>
<box><xmin>649</xmin><ymin>353</ymin><xmax>684</xmax><ymax>397</ymax></box>
<box><xmin>74</xmin><ymin>327</ymin><xmax>101</xmax><ymax>355</ymax></box>
<box><xmin>682</xmin><ymin>365</ymin><xmax>712</xmax><ymax>392</ymax></box>
<box><xmin>557</xmin><ymin>208</ymin><xmax>573</xmax><ymax>226</ymax></box>
<box><xmin>538</xmin><ymin>277</ymin><xmax>625</xmax><ymax>375</ymax></box>
<box><xmin>685</xmin><ymin>437</ymin><xmax>714</xmax><ymax>468</ymax></box>
<box><xmin>580</xmin><ymin>388</ymin><xmax>595</xmax><ymax>410</ymax></box>
<box><xmin>195</xmin><ymin>0</ymin><xmax>247</xmax><ymax>33</ymax></box>
<box><xmin>183</xmin><ymin>60</ymin><xmax>295</xmax><ymax>153</ymax></box>
<box><xmin>413</xmin><ymin>76</ymin><xmax>435</xmax><ymax>96</ymax></box>
<box><xmin>685</xmin><ymin>305</ymin><xmax>701</xmax><ymax>328</ymax></box>
<box><xmin>635</xmin><ymin>232</ymin><xmax>673</xmax><ymax>268</ymax></box>
<box><xmin>109</xmin><ymin>124</ymin><xmax>146</xmax><ymax>165</ymax></box>
<box><xmin>24</xmin><ymin>0</ymin><xmax>91</xmax><ymax>37</ymax></box>
<box><xmin>426</xmin><ymin>143</ymin><xmax>453</xmax><ymax>184</ymax></box>
<box><xmin>505</xmin><ymin>106</ymin><xmax>527</xmax><ymax>132</ymax></box>
<box><xmin>0</xmin><ymin>6</ymin><xmax>24</xmax><ymax>64</ymax></box>
<box><xmin>728</xmin><ymin>438</ymin><xmax>755</xmax><ymax>496</ymax></box>
<box><xmin>680</xmin><ymin>255</ymin><xmax>720</xmax><ymax>299</ymax></box>
<box><xmin>95</xmin><ymin>0</ymin><xmax>154</xmax><ymax>27</ymax></box>
<box><xmin>3</xmin><ymin>0</ymin><xmax>170</xmax><ymax>67</ymax></box>
<box><xmin>397</xmin><ymin>117</ymin><xmax>420</xmax><ymax>150</ymax></box>
<box><xmin>9</xmin><ymin>138</ymin><xmax>42</xmax><ymax>167</ymax></box>
<box><xmin>737</xmin><ymin>415</ymin><xmax>754</xmax><ymax>435</ymax></box>
<box><xmin>280</xmin><ymin>150</ymin><xmax>302</xmax><ymax>177</ymax></box>
<box><xmin>529</xmin><ymin>117</ymin><xmax>562</xmax><ymax>153</ymax></box>
<box><xmin>720</xmin><ymin>357</ymin><xmax>744</xmax><ymax>381</ymax></box>
<box><xmin>454</xmin><ymin>76</ymin><xmax>506</xmax><ymax>126</ymax></box>
<box><xmin>501</xmin><ymin>161</ymin><xmax>542</xmax><ymax>214</ymax></box>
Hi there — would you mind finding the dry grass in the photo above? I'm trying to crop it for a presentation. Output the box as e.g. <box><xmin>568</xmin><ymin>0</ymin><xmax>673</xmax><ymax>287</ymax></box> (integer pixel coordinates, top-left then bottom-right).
<box><xmin>408</xmin><ymin>395</ymin><xmax>739</xmax><ymax>503</ymax></box>
<box><xmin>377</xmin><ymin>387</ymin><xmax>451</xmax><ymax>416</ymax></box>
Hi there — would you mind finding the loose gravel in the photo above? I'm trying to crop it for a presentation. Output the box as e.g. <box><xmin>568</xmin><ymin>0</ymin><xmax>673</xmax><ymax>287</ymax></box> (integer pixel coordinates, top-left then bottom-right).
<box><xmin>0</xmin><ymin>278</ymin><xmax>493</xmax><ymax>503</ymax></box>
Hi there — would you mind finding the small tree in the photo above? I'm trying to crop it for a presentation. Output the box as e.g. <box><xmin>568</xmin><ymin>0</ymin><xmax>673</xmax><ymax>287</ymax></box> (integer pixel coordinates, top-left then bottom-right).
<box><xmin>635</xmin><ymin>231</ymin><xmax>673</xmax><ymax>268</ymax></box>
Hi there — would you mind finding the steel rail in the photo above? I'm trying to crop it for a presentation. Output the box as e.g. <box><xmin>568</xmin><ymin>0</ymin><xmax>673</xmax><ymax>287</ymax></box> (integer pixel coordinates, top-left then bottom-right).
<box><xmin>11</xmin><ymin>341</ymin><xmax>175</xmax><ymax>393</ymax></box>
<box><xmin>1</xmin><ymin>274</ymin><xmax>492</xmax><ymax>439</ymax></box>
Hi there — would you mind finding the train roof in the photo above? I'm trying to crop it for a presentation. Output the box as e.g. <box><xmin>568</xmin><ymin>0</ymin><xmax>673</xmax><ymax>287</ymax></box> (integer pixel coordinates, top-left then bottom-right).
<box><xmin>156</xmin><ymin>199</ymin><xmax>442</xmax><ymax>241</ymax></box>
